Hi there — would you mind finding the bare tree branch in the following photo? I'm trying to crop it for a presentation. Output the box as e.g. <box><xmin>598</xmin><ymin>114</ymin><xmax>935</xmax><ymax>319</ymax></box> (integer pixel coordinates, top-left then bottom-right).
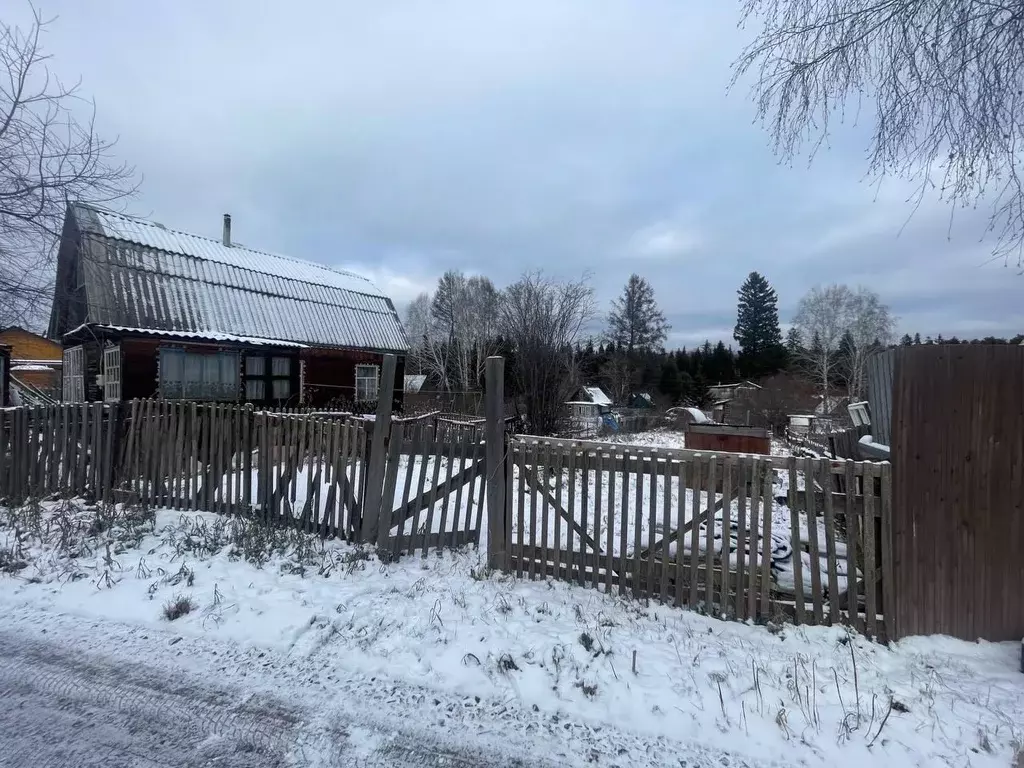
<box><xmin>0</xmin><ymin>4</ymin><xmax>137</xmax><ymax>327</ymax></box>
<box><xmin>500</xmin><ymin>272</ymin><xmax>595</xmax><ymax>435</ymax></box>
<box><xmin>734</xmin><ymin>0</ymin><xmax>1024</xmax><ymax>265</ymax></box>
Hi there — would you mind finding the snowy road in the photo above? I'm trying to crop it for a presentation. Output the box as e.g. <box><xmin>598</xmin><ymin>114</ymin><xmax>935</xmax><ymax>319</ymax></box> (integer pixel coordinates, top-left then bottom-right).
<box><xmin>0</xmin><ymin>607</ymin><xmax>785</xmax><ymax>768</ymax></box>
<box><xmin>0</xmin><ymin>619</ymin><xmax>545</xmax><ymax>767</ymax></box>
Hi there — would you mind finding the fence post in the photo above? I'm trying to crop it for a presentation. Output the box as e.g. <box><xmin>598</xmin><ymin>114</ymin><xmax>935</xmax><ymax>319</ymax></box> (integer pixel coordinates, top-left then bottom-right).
<box><xmin>359</xmin><ymin>353</ymin><xmax>396</xmax><ymax>544</ymax></box>
<box><xmin>485</xmin><ymin>356</ymin><xmax>508</xmax><ymax>570</ymax></box>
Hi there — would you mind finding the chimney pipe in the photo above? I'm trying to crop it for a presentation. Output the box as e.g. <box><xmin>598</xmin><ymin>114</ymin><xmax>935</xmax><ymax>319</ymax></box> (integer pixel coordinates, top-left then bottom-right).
<box><xmin>222</xmin><ymin>213</ymin><xmax>231</xmax><ymax>247</ymax></box>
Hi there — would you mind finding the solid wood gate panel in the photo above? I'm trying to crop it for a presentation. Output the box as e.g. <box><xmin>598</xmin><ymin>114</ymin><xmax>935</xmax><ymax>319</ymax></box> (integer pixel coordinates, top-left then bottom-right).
<box><xmin>891</xmin><ymin>344</ymin><xmax>1024</xmax><ymax>641</ymax></box>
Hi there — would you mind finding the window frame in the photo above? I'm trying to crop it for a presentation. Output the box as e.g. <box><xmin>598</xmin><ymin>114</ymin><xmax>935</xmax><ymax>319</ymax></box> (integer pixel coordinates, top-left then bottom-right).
<box><xmin>102</xmin><ymin>344</ymin><xmax>121</xmax><ymax>403</ymax></box>
<box><xmin>62</xmin><ymin>345</ymin><xmax>85</xmax><ymax>403</ymax></box>
<box><xmin>355</xmin><ymin>364</ymin><xmax>380</xmax><ymax>403</ymax></box>
<box><xmin>241</xmin><ymin>352</ymin><xmax>298</xmax><ymax>405</ymax></box>
<box><xmin>158</xmin><ymin>346</ymin><xmax>240</xmax><ymax>401</ymax></box>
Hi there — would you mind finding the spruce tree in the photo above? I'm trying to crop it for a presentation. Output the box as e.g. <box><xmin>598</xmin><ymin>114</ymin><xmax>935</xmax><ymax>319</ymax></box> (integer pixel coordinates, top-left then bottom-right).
<box><xmin>734</xmin><ymin>272</ymin><xmax>785</xmax><ymax>379</ymax></box>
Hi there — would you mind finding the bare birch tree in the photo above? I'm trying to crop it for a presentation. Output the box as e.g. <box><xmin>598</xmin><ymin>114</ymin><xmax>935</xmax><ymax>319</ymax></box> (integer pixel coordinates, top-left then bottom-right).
<box><xmin>844</xmin><ymin>287</ymin><xmax>896</xmax><ymax>400</ymax></box>
<box><xmin>734</xmin><ymin>0</ymin><xmax>1024</xmax><ymax>265</ymax></box>
<box><xmin>1</xmin><ymin>6</ymin><xmax>136</xmax><ymax>326</ymax></box>
<box><xmin>792</xmin><ymin>284</ymin><xmax>855</xmax><ymax>401</ymax></box>
<box><xmin>500</xmin><ymin>272</ymin><xmax>594</xmax><ymax>435</ymax></box>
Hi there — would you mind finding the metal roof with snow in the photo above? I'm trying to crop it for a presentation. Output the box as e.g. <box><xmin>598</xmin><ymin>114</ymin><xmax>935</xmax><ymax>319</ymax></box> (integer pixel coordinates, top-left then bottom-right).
<box><xmin>581</xmin><ymin>386</ymin><xmax>612</xmax><ymax>406</ymax></box>
<box><xmin>53</xmin><ymin>204</ymin><xmax>409</xmax><ymax>352</ymax></box>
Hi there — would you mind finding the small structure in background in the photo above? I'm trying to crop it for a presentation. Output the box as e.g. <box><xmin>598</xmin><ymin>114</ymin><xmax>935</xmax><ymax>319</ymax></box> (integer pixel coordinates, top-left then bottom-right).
<box><xmin>565</xmin><ymin>385</ymin><xmax>613</xmax><ymax>420</ymax></box>
<box><xmin>685</xmin><ymin>423</ymin><xmax>771</xmax><ymax>455</ymax></box>
<box><xmin>666</xmin><ymin>406</ymin><xmax>711</xmax><ymax>429</ymax></box>
<box><xmin>627</xmin><ymin>392</ymin><xmax>655</xmax><ymax>409</ymax></box>
<box><xmin>403</xmin><ymin>374</ymin><xmax>427</xmax><ymax>394</ymax></box>
<box><xmin>707</xmin><ymin>380</ymin><xmax>761</xmax><ymax>422</ymax></box>
<box><xmin>0</xmin><ymin>326</ymin><xmax>63</xmax><ymax>403</ymax></box>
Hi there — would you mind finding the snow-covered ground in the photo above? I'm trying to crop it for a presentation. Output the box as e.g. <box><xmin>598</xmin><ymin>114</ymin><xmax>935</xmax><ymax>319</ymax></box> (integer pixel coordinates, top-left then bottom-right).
<box><xmin>1</xmin><ymin>500</ymin><xmax>1021</xmax><ymax>767</ymax></box>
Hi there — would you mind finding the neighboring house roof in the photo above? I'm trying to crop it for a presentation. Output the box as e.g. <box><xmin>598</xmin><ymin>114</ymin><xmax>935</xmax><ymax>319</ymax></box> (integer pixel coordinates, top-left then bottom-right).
<box><xmin>404</xmin><ymin>374</ymin><xmax>427</xmax><ymax>393</ymax></box>
<box><xmin>814</xmin><ymin>396</ymin><xmax>848</xmax><ymax>416</ymax></box>
<box><xmin>581</xmin><ymin>386</ymin><xmax>612</xmax><ymax>406</ymax></box>
<box><xmin>54</xmin><ymin>204</ymin><xmax>409</xmax><ymax>352</ymax></box>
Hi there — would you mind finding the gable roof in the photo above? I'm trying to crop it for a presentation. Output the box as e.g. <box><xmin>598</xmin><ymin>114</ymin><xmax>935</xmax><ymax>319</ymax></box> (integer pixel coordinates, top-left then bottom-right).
<box><xmin>581</xmin><ymin>386</ymin><xmax>612</xmax><ymax>406</ymax></box>
<box><xmin>58</xmin><ymin>204</ymin><xmax>409</xmax><ymax>352</ymax></box>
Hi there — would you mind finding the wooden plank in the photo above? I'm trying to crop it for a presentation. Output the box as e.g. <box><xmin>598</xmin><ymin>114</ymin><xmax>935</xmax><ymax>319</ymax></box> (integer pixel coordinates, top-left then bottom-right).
<box><xmin>606</xmin><ymin>447</ymin><xmax>617</xmax><ymax>594</ymax></box>
<box><xmin>379</xmin><ymin>423</ymin><xmax>405</xmax><ymax>541</ymax></box>
<box><xmin>91</xmin><ymin>403</ymin><xmax>103</xmax><ymax>499</ymax></box>
<box><xmin>863</xmin><ymin>462</ymin><xmax>878</xmax><ymax>638</ymax></box>
<box><xmin>434</xmin><ymin>433</ymin><xmax>454</xmax><ymax>545</ymax></box>
<box><xmin>735</xmin><ymin>456</ymin><xmax>749</xmax><ymax>620</ymax></box>
<box><xmin>579</xmin><ymin>447</ymin><xmax>590</xmax><ymax>588</ymax></box>
<box><xmin>411</xmin><ymin>430</ymin><xmax>436</xmax><ymax>557</ymax></box>
<box><xmin>688</xmin><ymin>458</ymin><xmax>702</xmax><ymax>607</ymax></box>
<box><xmin>515</xmin><ymin>444</ymin><xmax>527</xmax><ymax>578</ymax></box>
<box><xmin>483</xmin><ymin>356</ymin><xmax>506</xmax><ymax>568</ymax></box>
<box><xmin>540</xmin><ymin>442</ymin><xmax>552</xmax><ymax>576</ymax></box>
<box><xmin>759</xmin><ymin>463</ymin><xmax>773</xmax><ymax>618</ymax></box>
<box><xmin>804</xmin><ymin>457</ymin><xmax>824</xmax><ymax>625</ymax></box>
<box><xmin>820</xmin><ymin>457</ymin><xmax>841</xmax><ymax>625</ymax></box>
<box><xmin>320</xmin><ymin>419</ymin><xmax>338</xmax><ymax>537</ymax></box>
<box><xmin>243</xmin><ymin>407</ymin><xmax>253</xmax><ymax>512</ymax></box>
<box><xmin>632</xmin><ymin>450</ymin><xmax>644</xmax><ymax>600</ymax></box>
<box><xmin>0</xmin><ymin>410</ymin><xmax>8</xmax><ymax>499</ymax></box>
<box><xmin>659</xmin><ymin>454</ymin><xmax>671</xmax><ymax>602</ymax></box>
<box><xmin>880</xmin><ymin>462</ymin><xmax>894</xmax><ymax>637</ymax></box>
<box><xmin>420</xmin><ymin>432</ymin><xmax>445</xmax><ymax>556</ymax></box>
<box><xmin>449</xmin><ymin>429</ymin><xmax>471</xmax><ymax>550</ymax></box>
<box><xmin>788</xmin><ymin>456</ymin><xmax>806</xmax><ymax>624</ymax></box>
<box><xmin>720</xmin><ymin>456</ymin><xmax>734</xmax><ymax>616</ymax></box>
<box><xmin>565</xmin><ymin>445</ymin><xmax>577</xmax><ymax>586</ymax></box>
<box><xmin>704</xmin><ymin>454</ymin><xmax>717</xmax><ymax>614</ymax></box>
<box><xmin>845</xmin><ymin>460</ymin><xmax>862</xmax><ymax>632</ymax></box>
<box><xmin>592</xmin><ymin>448</ymin><xmax>603</xmax><ymax>591</ymax></box>
<box><xmin>513</xmin><ymin>434</ymin><xmax>861</xmax><ymax>473</ymax></box>
<box><xmin>552</xmin><ymin>443</ymin><xmax>565</xmax><ymax>585</ymax></box>
<box><xmin>361</xmin><ymin>354</ymin><xmax>397</xmax><ymax>544</ymax></box>
<box><xmin>617</xmin><ymin>448</ymin><xmax>629</xmax><ymax>597</ymax></box>
<box><xmin>673</xmin><ymin>459</ymin><xmax>688</xmax><ymax>608</ymax></box>
<box><xmin>472</xmin><ymin>436</ymin><xmax>487</xmax><ymax>545</ymax></box>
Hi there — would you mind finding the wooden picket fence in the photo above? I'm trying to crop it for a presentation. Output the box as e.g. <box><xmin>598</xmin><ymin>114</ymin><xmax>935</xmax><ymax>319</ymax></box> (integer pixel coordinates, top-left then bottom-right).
<box><xmin>0</xmin><ymin>403</ymin><xmax>122</xmax><ymax>503</ymax></box>
<box><xmin>506</xmin><ymin>435</ymin><xmax>893</xmax><ymax>639</ymax></box>
<box><xmin>0</xmin><ymin>401</ymin><xmax>371</xmax><ymax>540</ymax></box>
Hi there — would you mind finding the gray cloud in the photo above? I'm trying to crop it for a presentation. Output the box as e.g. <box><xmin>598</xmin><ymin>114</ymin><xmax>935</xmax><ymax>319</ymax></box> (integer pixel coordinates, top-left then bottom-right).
<box><xmin>28</xmin><ymin>0</ymin><xmax>1022</xmax><ymax>346</ymax></box>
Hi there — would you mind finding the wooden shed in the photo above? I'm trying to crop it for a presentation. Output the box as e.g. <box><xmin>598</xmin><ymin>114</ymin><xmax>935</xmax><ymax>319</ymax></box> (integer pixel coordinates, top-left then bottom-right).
<box><xmin>685</xmin><ymin>423</ymin><xmax>771</xmax><ymax>455</ymax></box>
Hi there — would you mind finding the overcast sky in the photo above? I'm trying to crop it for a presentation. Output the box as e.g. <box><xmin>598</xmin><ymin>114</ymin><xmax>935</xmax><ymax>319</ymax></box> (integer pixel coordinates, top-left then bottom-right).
<box><xmin>18</xmin><ymin>0</ymin><xmax>1023</xmax><ymax>347</ymax></box>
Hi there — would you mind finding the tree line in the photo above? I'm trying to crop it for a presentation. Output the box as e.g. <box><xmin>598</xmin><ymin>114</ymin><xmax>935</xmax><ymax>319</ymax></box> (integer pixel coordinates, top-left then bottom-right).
<box><xmin>406</xmin><ymin>267</ymin><xmax>1022</xmax><ymax>433</ymax></box>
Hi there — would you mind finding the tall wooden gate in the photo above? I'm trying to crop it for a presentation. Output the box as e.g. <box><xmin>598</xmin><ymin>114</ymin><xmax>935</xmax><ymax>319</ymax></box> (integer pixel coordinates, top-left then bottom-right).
<box><xmin>891</xmin><ymin>344</ymin><xmax>1024</xmax><ymax>641</ymax></box>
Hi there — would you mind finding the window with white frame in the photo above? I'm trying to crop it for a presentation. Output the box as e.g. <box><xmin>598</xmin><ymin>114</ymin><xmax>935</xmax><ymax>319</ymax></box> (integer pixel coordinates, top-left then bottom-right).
<box><xmin>62</xmin><ymin>345</ymin><xmax>85</xmax><ymax>402</ymax></box>
<box><xmin>355</xmin><ymin>364</ymin><xmax>379</xmax><ymax>402</ymax></box>
<box><xmin>159</xmin><ymin>347</ymin><xmax>239</xmax><ymax>400</ymax></box>
<box><xmin>102</xmin><ymin>345</ymin><xmax>121</xmax><ymax>403</ymax></box>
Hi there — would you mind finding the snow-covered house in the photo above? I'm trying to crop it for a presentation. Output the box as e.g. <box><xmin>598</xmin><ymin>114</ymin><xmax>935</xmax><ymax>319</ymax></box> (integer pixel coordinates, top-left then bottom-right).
<box><xmin>47</xmin><ymin>204</ymin><xmax>410</xmax><ymax>407</ymax></box>
<box><xmin>566</xmin><ymin>385</ymin><xmax>613</xmax><ymax>419</ymax></box>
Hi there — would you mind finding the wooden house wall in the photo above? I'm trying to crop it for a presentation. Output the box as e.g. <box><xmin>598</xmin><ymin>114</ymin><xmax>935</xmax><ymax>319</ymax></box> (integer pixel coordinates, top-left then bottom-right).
<box><xmin>302</xmin><ymin>350</ymin><xmax>405</xmax><ymax>410</ymax></box>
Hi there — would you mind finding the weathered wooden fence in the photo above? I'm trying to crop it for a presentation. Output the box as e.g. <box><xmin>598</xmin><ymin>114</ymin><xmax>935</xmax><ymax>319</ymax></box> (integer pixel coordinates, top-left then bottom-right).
<box><xmin>0</xmin><ymin>401</ymin><xmax>371</xmax><ymax>539</ymax></box>
<box><xmin>506</xmin><ymin>435</ymin><xmax>893</xmax><ymax>638</ymax></box>
<box><xmin>2</xmin><ymin>355</ymin><xmax>903</xmax><ymax>641</ymax></box>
